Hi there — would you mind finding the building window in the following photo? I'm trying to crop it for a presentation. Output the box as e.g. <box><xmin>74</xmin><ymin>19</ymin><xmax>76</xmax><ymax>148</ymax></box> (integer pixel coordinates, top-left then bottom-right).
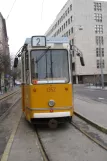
<box><xmin>68</xmin><ymin>7</ymin><xmax>69</xmax><ymax>14</ymax></box>
<box><xmin>102</xmin><ymin>60</ymin><xmax>105</xmax><ymax>68</ymax></box>
<box><xmin>71</xmin><ymin>27</ymin><xmax>73</xmax><ymax>33</ymax></box>
<box><xmin>94</xmin><ymin>13</ymin><xmax>102</xmax><ymax>22</ymax></box>
<box><xmin>101</xmin><ymin>36</ymin><xmax>104</xmax><ymax>45</ymax></box>
<box><xmin>71</xmin><ymin>16</ymin><xmax>72</xmax><ymax>22</ymax></box>
<box><xmin>97</xmin><ymin>60</ymin><xmax>100</xmax><ymax>68</ymax></box>
<box><xmin>94</xmin><ymin>2</ymin><xmax>102</xmax><ymax>11</ymax></box>
<box><xmin>96</xmin><ymin>48</ymin><xmax>99</xmax><ymax>56</ymax></box>
<box><xmin>72</xmin><ymin>50</ymin><xmax>74</xmax><ymax>57</ymax></box>
<box><xmin>101</xmin><ymin>48</ymin><xmax>104</xmax><ymax>57</ymax></box>
<box><xmin>96</xmin><ymin>48</ymin><xmax>104</xmax><ymax>57</ymax></box>
<box><xmin>64</xmin><ymin>23</ymin><xmax>65</xmax><ymax>29</ymax></box>
<box><xmin>96</xmin><ymin>36</ymin><xmax>99</xmax><ymax>45</ymax></box>
<box><xmin>69</xmin><ymin>29</ymin><xmax>70</xmax><ymax>36</ymax></box>
<box><xmin>65</xmin><ymin>10</ymin><xmax>67</xmax><ymax>16</ymax></box>
<box><xmin>97</xmin><ymin>59</ymin><xmax>105</xmax><ymax>68</ymax></box>
<box><xmin>66</xmin><ymin>31</ymin><xmax>68</xmax><ymax>37</ymax></box>
<box><xmin>59</xmin><ymin>18</ymin><xmax>61</xmax><ymax>23</ymax></box>
<box><xmin>60</xmin><ymin>27</ymin><xmax>61</xmax><ymax>32</ymax></box>
<box><xmin>68</xmin><ymin>18</ymin><xmax>70</xmax><ymax>25</ymax></box>
<box><xmin>62</xmin><ymin>25</ymin><xmax>63</xmax><ymax>31</ymax></box>
<box><xmin>61</xmin><ymin>16</ymin><xmax>62</xmax><ymax>22</ymax></box>
<box><xmin>66</xmin><ymin>21</ymin><xmax>67</xmax><ymax>27</ymax></box>
<box><xmin>72</xmin><ymin>39</ymin><xmax>74</xmax><ymax>45</ymax></box>
<box><xmin>96</xmin><ymin>36</ymin><xmax>104</xmax><ymax>45</ymax></box>
<box><xmin>95</xmin><ymin>25</ymin><xmax>103</xmax><ymax>34</ymax></box>
<box><xmin>70</xmin><ymin>4</ymin><xmax>72</xmax><ymax>11</ymax></box>
<box><xmin>63</xmin><ymin>13</ymin><xmax>65</xmax><ymax>19</ymax></box>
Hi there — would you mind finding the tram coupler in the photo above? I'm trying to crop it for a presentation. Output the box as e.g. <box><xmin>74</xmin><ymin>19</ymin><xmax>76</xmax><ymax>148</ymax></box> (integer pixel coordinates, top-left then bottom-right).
<box><xmin>48</xmin><ymin>119</ymin><xmax>58</xmax><ymax>129</ymax></box>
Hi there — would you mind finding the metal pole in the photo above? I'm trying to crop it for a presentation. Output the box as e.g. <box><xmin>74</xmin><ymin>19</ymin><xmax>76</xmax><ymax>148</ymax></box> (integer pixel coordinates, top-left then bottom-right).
<box><xmin>99</xmin><ymin>37</ymin><xmax>104</xmax><ymax>89</ymax></box>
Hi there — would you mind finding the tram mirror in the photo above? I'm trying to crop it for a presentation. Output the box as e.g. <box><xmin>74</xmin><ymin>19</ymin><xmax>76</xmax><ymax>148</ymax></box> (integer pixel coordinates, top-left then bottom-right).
<box><xmin>80</xmin><ymin>56</ymin><xmax>85</xmax><ymax>66</ymax></box>
<box><xmin>25</xmin><ymin>53</ymin><xmax>29</xmax><ymax>70</ymax></box>
<box><xmin>77</xmin><ymin>53</ymin><xmax>80</xmax><ymax>56</ymax></box>
<box><xmin>13</xmin><ymin>57</ymin><xmax>18</xmax><ymax>68</ymax></box>
<box><xmin>70</xmin><ymin>45</ymin><xmax>73</xmax><ymax>50</ymax></box>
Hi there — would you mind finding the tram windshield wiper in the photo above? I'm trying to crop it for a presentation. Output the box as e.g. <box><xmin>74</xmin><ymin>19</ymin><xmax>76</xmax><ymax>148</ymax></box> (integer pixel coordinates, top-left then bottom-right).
<box><xmin>50</xmin><ymin>50</ymin><xmax>53</xmax><ymax>78</ymax></box>
<box><xmin>35</xmin><ymin>46</ymin><xmax>51</xmax><ymax>64</ymax></box>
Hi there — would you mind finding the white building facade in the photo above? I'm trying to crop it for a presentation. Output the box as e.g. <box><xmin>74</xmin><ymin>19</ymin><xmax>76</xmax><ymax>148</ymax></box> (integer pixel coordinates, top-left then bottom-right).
<box><xmin>45</xmin><ymin>0</ymin><xmax>107</xmax><ymax>84</ymax></box>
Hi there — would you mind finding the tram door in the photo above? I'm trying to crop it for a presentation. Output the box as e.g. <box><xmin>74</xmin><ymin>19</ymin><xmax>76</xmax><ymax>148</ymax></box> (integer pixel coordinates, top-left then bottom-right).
<box><xmin>21</xmin><ymin>56</ymin><xmax>25</xmax><ymax>112</ymax></box>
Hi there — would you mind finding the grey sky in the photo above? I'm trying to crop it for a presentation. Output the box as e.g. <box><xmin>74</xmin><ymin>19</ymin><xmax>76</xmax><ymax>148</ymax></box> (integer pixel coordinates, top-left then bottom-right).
<box><xmin>0</xmin><ymin>0</ymin><xmax>106</xmax><ymax>55</ymax></box>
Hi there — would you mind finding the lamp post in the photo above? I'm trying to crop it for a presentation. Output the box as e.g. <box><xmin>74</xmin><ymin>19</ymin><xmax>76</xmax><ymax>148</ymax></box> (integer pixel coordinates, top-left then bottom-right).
<box><xmin>72</xmin><ymin>25</ymin><xmax>83</xmax><ymax>84</ymax></box>
<box><xmin>99</xmin><ymin>37</ymin><xmax>104</xmax><ymax>89</ymax></box>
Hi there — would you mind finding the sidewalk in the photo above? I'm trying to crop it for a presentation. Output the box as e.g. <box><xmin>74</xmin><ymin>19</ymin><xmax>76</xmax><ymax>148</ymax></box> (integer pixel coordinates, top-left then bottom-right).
<box><xmin>85</xmin><ymin>85</ymin><xmax>107</xmax><ymax>90</ymax></box>
<box><xmin>74</xmin><ymin>96</ymin><xmax>107</xmax><ymax>130</ymax></box>
<box><xmin>0</xmin><ymin>86</ymin><xmax>20</xmax><ymax>99</ymax></box>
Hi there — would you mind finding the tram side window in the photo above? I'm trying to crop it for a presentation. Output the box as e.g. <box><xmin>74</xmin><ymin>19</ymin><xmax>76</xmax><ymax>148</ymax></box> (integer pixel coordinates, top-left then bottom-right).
<box><xmin>25</xmin><ymin>52</ymin><xmax>30</xmax><ymax>84</ymax></box>
<box><xmin>25</xmin><ymin>52</ymin><xmax>29</xmax><ymax>70</ymax></box>
<box><xmin>22</xmin><ymin>57</ymin><xmax>24</xmax><ymax>82</ymax></box>
<box><xmin>31</xmin><ymin>58</ymin><xmax>36</xmax><ymax>78</ymax></box>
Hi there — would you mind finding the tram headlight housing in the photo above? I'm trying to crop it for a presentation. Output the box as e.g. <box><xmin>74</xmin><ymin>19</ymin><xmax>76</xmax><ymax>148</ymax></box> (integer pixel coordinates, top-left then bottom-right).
<box><xmin>48</xmin><ymin>100</ymin><xmax>55</xmax><ymax>107</ymax></box>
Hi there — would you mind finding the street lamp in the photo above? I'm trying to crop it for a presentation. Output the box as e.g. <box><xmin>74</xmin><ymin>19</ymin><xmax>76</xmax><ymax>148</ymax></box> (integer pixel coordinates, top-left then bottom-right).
<box><xmin>99</xmin><ymin>37</ymin><xmax>104</xmax><ymax>89</ymax></box>
<box><xmin>72</xmin><ymin>25</ymin><xmax>83</xmax><ymax>84</ymax></box>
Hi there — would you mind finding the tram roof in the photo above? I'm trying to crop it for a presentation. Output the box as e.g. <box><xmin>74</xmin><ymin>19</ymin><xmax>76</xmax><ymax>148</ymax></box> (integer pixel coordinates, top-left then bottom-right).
<box><xmin>24</xmin><ymin>37</ymin><xmax>69</xmax><ymax>45</ymax></box>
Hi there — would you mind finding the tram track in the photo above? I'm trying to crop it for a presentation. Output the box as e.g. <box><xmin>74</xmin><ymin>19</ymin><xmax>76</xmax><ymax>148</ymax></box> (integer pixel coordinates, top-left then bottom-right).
<box><xmin>34</xmin><ymin>115</ymin><xmax>107</xmax><ymax>161</ymax></box>
<box><xmin>35</xmin><ymin>121</ymin><xmax>107</xmax><ymax>161</ymax></box>
<box><xmin>70</xmin><ymin>114</ymin><xmax>107</xmax><ymax>151</ymax></box>
<box><xmin>71</xmin><ymin>121</ymin><xmax>107</xmax><ymax>151</ymax></box>
<box><xmin>1</xmin><ymin>90</ymin><xmax>106</xmax><ymax>161</ymax></box>
<box><xmin>0</xmin><ymin>89</ymin><xmax>21</xmax><ymax>121</ymax></box>
<box><xmin>35</xmin><ymin>127</ymin><xmax>50</xmax><ymax>161</ymax></box>
<box><xmin>0</xmin><ymin>89</ymin><xmax>20</xmax><ymax>101</ymax></box>
<box><xmin>1</xmin><ymin>112</ymin><xmax>107</xmax><ymax>161</ymax></box>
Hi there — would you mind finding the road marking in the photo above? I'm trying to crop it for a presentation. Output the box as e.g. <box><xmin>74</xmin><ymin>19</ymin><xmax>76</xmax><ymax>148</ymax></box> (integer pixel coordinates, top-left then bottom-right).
<box><xmin>98</xmin><ymin>97</ymin><xmax>104</xmax><ymax>100</ymax></box>
<box><xmin>1</xmin><ymin>113</ymin><xmax>22</xmax><ymax>161</ymax></box>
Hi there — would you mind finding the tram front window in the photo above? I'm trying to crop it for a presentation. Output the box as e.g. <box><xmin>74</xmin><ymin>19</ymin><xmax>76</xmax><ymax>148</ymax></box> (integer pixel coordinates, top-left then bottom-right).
<box><xmin>31</xmin><ymin>49</ymin><xmax>69</xmax><ymax>84</ymax></box>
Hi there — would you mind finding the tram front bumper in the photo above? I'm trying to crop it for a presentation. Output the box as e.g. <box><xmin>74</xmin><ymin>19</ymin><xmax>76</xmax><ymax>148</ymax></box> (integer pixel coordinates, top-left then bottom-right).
<box><xmin>33</xmin><ymin>112</ymin><xmax>71</xmax><ymax>118</ymax></box>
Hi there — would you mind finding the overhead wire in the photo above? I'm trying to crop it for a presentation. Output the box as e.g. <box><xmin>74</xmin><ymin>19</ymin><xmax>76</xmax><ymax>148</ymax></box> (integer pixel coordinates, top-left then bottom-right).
<box><xmin>41</xmin><ymin>0</ymin><xmax>44</xmax><ymax>21</ymax></box>
<box><xmin>7</xmin><ymin>0</ymin><xmax>45</xmax><ymax>58</ymax></box>
<box><xmin>6</xmin><ymin>0</ymin><xmax>17</xmax><ymax>20</ymax></box>
<box><xmin>39</xmin><ymin>0</ymin><xmax>45</xmax><ymax>34</ymax></box>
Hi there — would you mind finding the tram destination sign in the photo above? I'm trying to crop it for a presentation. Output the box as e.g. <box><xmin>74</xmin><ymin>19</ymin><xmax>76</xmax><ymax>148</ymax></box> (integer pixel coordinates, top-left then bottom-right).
<box><xmin>31</xmin><ymin>36</ymin><xmax>46</xmax><ymax>47</ymax></box>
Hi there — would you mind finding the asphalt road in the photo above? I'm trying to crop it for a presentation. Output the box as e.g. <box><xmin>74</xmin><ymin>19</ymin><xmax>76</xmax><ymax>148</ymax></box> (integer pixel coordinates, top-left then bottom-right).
<box><xmin>74</xmin><ymin>85</ymin><xmax>107</xmax><ymax>103</ymax></box>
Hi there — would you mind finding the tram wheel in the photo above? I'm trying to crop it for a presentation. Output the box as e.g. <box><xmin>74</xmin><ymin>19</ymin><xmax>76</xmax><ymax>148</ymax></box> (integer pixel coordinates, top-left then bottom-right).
<box><xmin>48</xmin><ymin>119</ymin><xmax>58</xmax><ymax>129</ymax></box>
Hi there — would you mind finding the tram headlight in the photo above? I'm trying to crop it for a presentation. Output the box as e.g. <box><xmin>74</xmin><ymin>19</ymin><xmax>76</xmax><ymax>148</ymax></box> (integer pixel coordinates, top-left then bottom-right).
<box><xmin>48</xmin><ymin>100</ymin><xmax>55</xmax><ymax>107</ymax></box>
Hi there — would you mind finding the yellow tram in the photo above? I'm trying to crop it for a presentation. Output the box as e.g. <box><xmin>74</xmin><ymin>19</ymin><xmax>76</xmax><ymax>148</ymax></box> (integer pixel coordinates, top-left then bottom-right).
<box><xmin>14</xmin><ymin>36</ymin><xmax>84</xmax><ymax>128</ymax></box>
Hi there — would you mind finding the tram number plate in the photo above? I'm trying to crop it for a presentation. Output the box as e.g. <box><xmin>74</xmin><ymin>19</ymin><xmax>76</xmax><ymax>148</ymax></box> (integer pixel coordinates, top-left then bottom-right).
<box><xmin>47</xmin><ymin>87</ymin><xmax>56</xmax><ymax>92</ymax></box>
